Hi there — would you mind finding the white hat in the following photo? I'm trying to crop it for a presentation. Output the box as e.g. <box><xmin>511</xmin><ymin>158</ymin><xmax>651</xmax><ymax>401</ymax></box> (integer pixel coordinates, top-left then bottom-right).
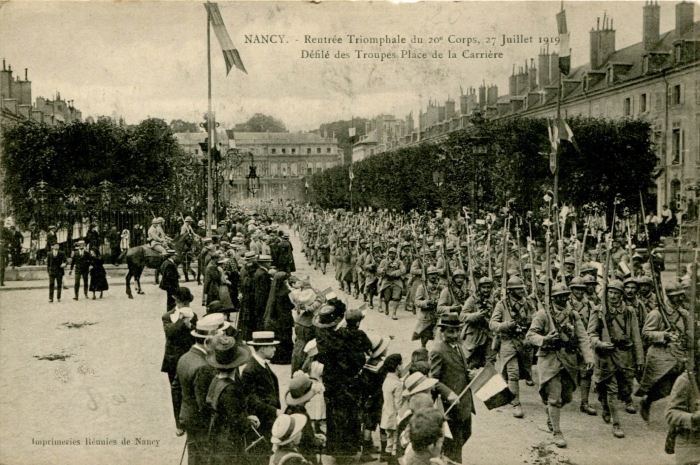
<box><xmin>247</xmin><ymin>331</ymin><xmax>280</xmax><ymax>346</ymax></box>
<box><xmin>303</xmin><ymin>339</ymin><xmax>318</xmax><ymax>357</ymax></box>
<box><xmin>191</xmin><ymin>313</ymin><xmax>230</xmax><ymax>338</ymax></box>
<box><xmin>403</xmin><ymin>372</ymin><xmax>438</xmax><ymax>397</ymax></box>
<box><xmin>271</xmin><ymin>413</ymin><xmax>308</xmax><ymax>445</ymax></box>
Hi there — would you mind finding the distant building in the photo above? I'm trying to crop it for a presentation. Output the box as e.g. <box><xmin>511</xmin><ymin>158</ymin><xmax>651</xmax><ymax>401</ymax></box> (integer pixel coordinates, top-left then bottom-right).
<box><xmin>174</xmin><ymin>130</ymin><xmax>341</xmax><ymax>203</ymax></box>
<box><xmin>352</xmin><ymin>114</ymin><xmax>413</xmax><ymax>162</ymax></box>
<box><xmin>0</xmin><ymin>60</ymin><xmax>82</xmax><ymax>216</ymax></box>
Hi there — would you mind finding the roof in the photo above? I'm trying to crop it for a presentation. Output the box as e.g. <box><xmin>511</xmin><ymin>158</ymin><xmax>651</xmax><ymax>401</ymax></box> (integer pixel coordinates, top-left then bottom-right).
<box><xmin>353</xmin><ymin>129</ymin><xmax>378</xmax><ymax>146</ymax></box>
<box><xmin>174</xmin><ymin>131</ymin><xmax>229</xmax><ymax>144</ymax></box>
<box><xmin>232</xmin><ymin>132</ymin><xmax>336</xmax><ymax>144</ymax></box>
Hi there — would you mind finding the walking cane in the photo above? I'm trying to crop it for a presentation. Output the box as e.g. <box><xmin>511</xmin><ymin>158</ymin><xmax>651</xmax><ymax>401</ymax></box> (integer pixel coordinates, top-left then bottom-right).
<box><xmin>245</xmin><ymin>424</ymin><xmax>267</xmax><ymax>453</ymax></box>
<box><xmin>178</xmin><ymin>439</ymin><xmax>187</xmax><ymax>465</ymax></box>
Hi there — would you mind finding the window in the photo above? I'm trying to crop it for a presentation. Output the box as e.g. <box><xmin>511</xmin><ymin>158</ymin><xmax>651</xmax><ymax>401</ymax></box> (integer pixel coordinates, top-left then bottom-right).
<box><xmin>327</xmin><ymin>147</ymin><xmax>331</xmax><ymax>153</ymax></box>
<box><xmin>291</xmin><ymin>163</ymin><xmax>298</xmax><ymax>176</ymax></box>
<box><xmin>640</xmin><ymin>93</ymin><xmax>647</xmax><ymax>113</ymax></box>
<box><xmin>673</xmin><ymin>84</ymin><xmax>682</xmax><ymax>105</ymax></box>
<box><xmin>675</xmin><ymin>44</ymin><xmax>682</xmax><ymax>63</ymax></box>
<box><xmin>623</xmin><ymin>98</ymin><xmax>632</xmax><ymax>116</ymax></box>
<box><xmin>194</xmin><ymin>149</ymin><xmax>199</xmax><ymax>155</ymax></box>
<box><xmin>307</xmin><ymin>162</ymin><xmax>313</xmax><ymax>175</ymax></box>
<box><xmin>672</xmin><ymin>128</ymin><xmax>681</xmax><ymax>163</ymax></box>
<box><xmin>316</xmin><ymin>162</ymin><xmax>323</xmax><ymax>172</ymax></box>
<box><xmin>643</xmin><ymin>56</ymin><xmax>649</xmax><ymax>74</ymax></box>
<box><xmin>316</xmin><ymin>148</ymin><xmax>321</xmax><ymax>154</ymax></box>
<box><xmin>271</xmin><ymin>148</ymin><xmax>276</xmax><ymax>154</ymax></box>
<box><xmin>291</xmin><ymin>148</ymin><xmax>296</xmax><ymax>154</ymax></box>
<box><xmin>271</xmin><ymin>163</ymin><xmax>278</xmax><ymax>176</ymax></box>
<box><xmin>282</xmin><ymin>148</ymin><xmax>286</xmax><ymax>154</ymax></box>
<box><xmin>307</xmin><ymin>148</ymin><xmax>311</xmax><ymax>154</ymax></box>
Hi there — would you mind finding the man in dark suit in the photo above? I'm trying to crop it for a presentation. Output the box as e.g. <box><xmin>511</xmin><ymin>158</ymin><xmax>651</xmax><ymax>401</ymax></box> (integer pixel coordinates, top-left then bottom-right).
<box><xmin>429</xmin><ymin>314</ymin><xmax>474</xmax><ymax>464</ymax></box>
<box><xmin>197</xmin><ymin>239</ymin><xmax>214</xmax><ymax>286</ymax></box>
<box><xmin>242</xmin><ymin>331</ymin><xmax>282</xmax><ymax>465</ymax></box>
<box><xmin>276</xmin><ymin>232</ymin><xmax>295</xmax><ymax>273</ymax></box>
<box><xmin>160</xmin><ymin>250</ymin><xmax>180</xmax><ymax>311</ymax></box>
<box><xmin>69</xmin><ymin>240</ymin><xmax>91</xmax><ymax>300</ymax></box>
<box><xmin>161</xmin><ymin>286</ymin><xmax>197</xmax><ymax>436</ymax></box>
<box><xmin>47</xmin><ymin>242</ymin><xmax>67</xmax><ymax>303</ymax></box>
<box><xmin>251</xmin><ymin>255</ymin><xmax>273</xmax><ymax>333</ymax></box>
<box><xmin>172</xmin><ymin>313</ymin><xmax>229</xmax><ymax>465</ymax></box>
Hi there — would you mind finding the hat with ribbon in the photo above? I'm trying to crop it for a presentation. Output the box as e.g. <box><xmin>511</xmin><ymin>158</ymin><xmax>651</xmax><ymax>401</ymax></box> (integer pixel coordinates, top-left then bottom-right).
<box><xmin>191</xmin><ymin>313</ymin><xmax>230</xmax><ymax>338</ymax></box>
<box><xmin>313</xmin><ymin>305</ymin><xmax>343</xmax><ymax>328</ymax></box>
<box><xmin>271</xmin><ymin>414</ymin><xmax>308</xmax><ymax>445</ymax></box>
<box><xmin>205</xmin><ymin>334</ymin><xmax>251</xmax><ymax>369</ymax></box>
<box><xmin>285</xmin><ymin>372</ymin><xmax>316</xmax><ymax>406</ymax></box>
<box><xmin>368</xmin><ymin>333</ymin><xmax>390</xmax><ymax>359</ymax></box>
<box><xmin>247</xmin><ymin>331</ymin><xmax>280</xmax><ymax>346</ymax></box>
<box><xmin>403</xmin><ymin>372</ymin><xmax>438</xmax><ymax>397</ymax></box>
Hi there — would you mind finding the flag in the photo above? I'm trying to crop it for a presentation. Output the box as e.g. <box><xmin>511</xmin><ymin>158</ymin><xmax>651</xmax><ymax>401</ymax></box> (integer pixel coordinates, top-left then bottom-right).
<box><xmin>556</xmin><ymin>9</ymin><xmax>570</xmax><ymax>76</ymax></box>
<box><xmin>433</xmin><ymin>396</ymin><xmax>453</xmax><ymax>440</ymax></box>
<box><xmin>547</xmin><ymin>118</ymin><xmax>558</xmax><ymax>174</ymax></box>
<box><xmin>558</xmin><ymin>118</ymin><xmax>579</xmax><ymax>152</ymax></box>
<box><xmin>349</xmin><ymin>127</ymin><xmax>356</xmax><ymax>137</ymax></box>
<box><xmin>468</xmin><ymin>363</ymin><xmax>514</xmax><ymax>410</ymax></box>
<box><xmin>204</xmin><ymin>3</ymin><xmax>247</xmax><ymax>75</ymax></box>
<box><xmin>349</xmin><ymin>166</ymin><xmax>354</xmax><ymax>191</ymax></box>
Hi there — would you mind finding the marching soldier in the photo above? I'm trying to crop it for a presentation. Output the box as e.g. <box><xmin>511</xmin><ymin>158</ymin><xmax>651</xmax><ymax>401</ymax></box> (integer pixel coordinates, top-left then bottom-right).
<box><xmin>568</xmin><ymin>276</ymin><xmax>597</xmax><ymax>416</ymax></box>
<box><xmin>460</xmin><ymin>276</ymin><xmax>497</xmax><ymax>369</ymax></box>
<box><xmin>407</xmin><ymin>248</ymin><xmax>434</xmax><ymax>315</ymax></box>
<box><xmin>490</xmin><ymin>276</ymin><xmax>536</xmax><ymax>419</ymax></box>
<box><xmin>587</xmin><ymin>279</ymin><xmax>644</xmax><ymax>439</ymax></box>
<box><xmin>315</xmin><ymin>230</ymin><xmax>330</xmax><ymax>275</ymax></box>
<box><xmin>437</xmin><ymin>269</ymin><xmax>469</xmax><ymax>316</ymax></box>
<box><xmin>637</xmin><ymin>283</ymin><xmax>690</xmax><ymax>423</ymax></box>
<box><xmin>526</xmin><ymin>283</ymin><xmax>594</xmax><ymax>448</ymax></box>
<box><xmin>378</xmin><ymin>247</ymin><xmax>406</xmax><ymax>320</ymax></box>
<box><xmin>413</xmin><ymin>267</ymin><xmax>443</xmax><ymax>348</ymax></box>
<box><xmin>637</xmin><ymin>275</ymin><xmax>659</xmax><ymax>314</ymax></box>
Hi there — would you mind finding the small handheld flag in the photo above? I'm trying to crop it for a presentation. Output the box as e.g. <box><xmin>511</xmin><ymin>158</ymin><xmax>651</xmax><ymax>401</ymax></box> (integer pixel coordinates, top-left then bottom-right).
<box><xmin>468</xmin><ymin>363</ymin><xmax>514</xmax><ymax>410</ymax></box>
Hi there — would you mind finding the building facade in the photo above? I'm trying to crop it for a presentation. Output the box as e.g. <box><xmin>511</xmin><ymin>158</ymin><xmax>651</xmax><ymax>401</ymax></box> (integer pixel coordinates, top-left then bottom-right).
<box><xmin>378</xmin><ymin>1</ymin><xmax>699</xmax><ymax>216</ymax></box>
<box><xmin>352</xmin><ymin>113</ymin><xmax>413</xmax><ymax>162</ymax></box>
<box><xmin>175</xmin><ymin>130</ymin><xmax>341</xmax><ymax>204</ymax></box>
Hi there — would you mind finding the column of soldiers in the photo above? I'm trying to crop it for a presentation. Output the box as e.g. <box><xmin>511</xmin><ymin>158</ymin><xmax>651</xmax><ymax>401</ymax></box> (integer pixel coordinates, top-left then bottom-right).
<box><xmin>291</xmin><ymin>203</ymin><xmax>700</xmax><ymax>459</ymax></box>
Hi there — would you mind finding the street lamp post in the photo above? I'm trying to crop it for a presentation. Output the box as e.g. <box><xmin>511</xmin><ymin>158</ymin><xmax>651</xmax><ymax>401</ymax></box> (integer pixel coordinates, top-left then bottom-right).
<box><xmin>246</xmin><ymin>152</ymin><xmax>260</xmax><ymax>197</ymax></box>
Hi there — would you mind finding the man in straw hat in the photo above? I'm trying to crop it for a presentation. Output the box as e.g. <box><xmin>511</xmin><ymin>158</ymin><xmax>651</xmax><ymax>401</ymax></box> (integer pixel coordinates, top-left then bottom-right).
<box><xmin>204</xmin><ymin>334</ymin><xmax>258</xmax><ymax>465</ymax></box>
<box><xmin>429</xmin><ymin>314</ymin><xmax>474</xmax><ymax>464</ymax></box>
<box><xmin>269</xmin><ymin>413</ymin><xmax>311</xmax><ymax>465</ymax></box>
<box><xmin>242</xmin><ymin>331</ymin><xmax>282</xmax><ymax>465</ymax></box>
<box><xmin>172</xmin><ymin>313</ymin><xmax>229</xmax><ymax>465</ymax></box>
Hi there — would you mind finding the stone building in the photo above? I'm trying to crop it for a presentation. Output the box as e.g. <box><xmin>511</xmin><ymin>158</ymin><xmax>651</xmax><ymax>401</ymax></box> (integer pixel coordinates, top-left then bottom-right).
<box><xmin>383</xmin><ymin>1</ymin><xmax>700</xmax><ymax>216</ymax></box>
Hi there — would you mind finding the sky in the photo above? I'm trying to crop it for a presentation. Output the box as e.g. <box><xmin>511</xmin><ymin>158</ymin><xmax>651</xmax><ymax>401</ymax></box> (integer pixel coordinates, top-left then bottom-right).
<box><xmin>0</xmin><ymin>1</ymin><xmax>686</xmax><ymax>132</ymax></box>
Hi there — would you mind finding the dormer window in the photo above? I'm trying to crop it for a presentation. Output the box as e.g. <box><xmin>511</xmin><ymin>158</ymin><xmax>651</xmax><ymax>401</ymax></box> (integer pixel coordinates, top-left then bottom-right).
<box><xmin>675</xmin><ymin>44</ymin><xmax>682</xmax><ymax>63</ymax></box>
<box><xmin>643</xmin><ymin>56</ymin><xmax>649</xmax><ymax>74</ymax></box>
<box><xmin>607</xmin><ymin>68</ymin><xmax>614</xmax><ymax>85</ymax></box>
<box><xmin>583</xmin><ymin>75</ymin><xmax>589</xmax><ymax>91</ymax></box>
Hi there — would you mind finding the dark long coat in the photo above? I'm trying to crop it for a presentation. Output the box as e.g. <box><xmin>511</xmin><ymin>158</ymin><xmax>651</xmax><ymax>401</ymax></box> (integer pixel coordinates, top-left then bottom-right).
<box><xmin>276</xmin><ymin>239</ymin><xmax>296</xmax><ymax>273</ymax></box>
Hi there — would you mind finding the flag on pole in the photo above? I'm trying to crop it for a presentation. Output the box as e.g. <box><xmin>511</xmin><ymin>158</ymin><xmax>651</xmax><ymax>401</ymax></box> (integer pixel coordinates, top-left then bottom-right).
<box><xmin>556</xmin><ymin>9</ymin><xmax>571</xmax><ymax>76</ymax></box>
<box><xmin>204</xmin><ymin>3</ymin><xmax>247</xmax><ymax>75</ymax></box>
<box><xmin>349</xmin><ymin>127</ymin><xmax>356</xmax><ymax>137</ymax></box>
<box><xmin>558</xmin><ymin>118</ymin><xmax>579</xmax><ymax>152</ymax></box>
<box><xmin>349</xmin><ymin>166</ymin><xmax>354</xmax><ymax>191</ymax></box>
<box><xmin>468</xmin><ymin>363</ymin><xmax>514</xmax><ymax>410</ymax></box>
<box><xmin>547</xmin><ymin>118</ymin><xmax>558</xmax><ymax>174</ymax></box>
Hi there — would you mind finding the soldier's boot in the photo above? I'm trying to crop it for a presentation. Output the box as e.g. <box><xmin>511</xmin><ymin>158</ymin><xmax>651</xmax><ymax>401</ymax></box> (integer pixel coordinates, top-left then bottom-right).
<box><xmin>369</xmin><ymin>296</ymin><xmax>374</xmax><ymax>309</ymax></box>
<box><xmin>362</xmin><ymin>293</ymin><xmax>367</xmax><ymax>302</ymax></box>
<box><xmin>513</xmin><ymin>403</ymin><xmax>524</xmax><ymax>419</ymax></box>
<box><xmin>389</xmin><ymin>301</ymin><xmax>398</xmax><ymax>320</ymax></box>
<box><xmin>624</xmin><ymin>400</ymin><xmax>637</xmax><ymax>415</ymax></box>
<box><xmin>352</xmin><ymin>284</ymin><xmax>359</xmax><ymax>299</ymax></box>
<box><xmin>609</xmin><ymin>399</ymin><xmax>625</xmax><ymax>438</ymax></box>
<box><xmin>545</xmin><ymin>406</ymin><xmax>553</xmax><ymax>432</ymax></box>
<box><xmin>639</xmin><ymin>396</ymin><xmax>651</xmax><ymax>422</ymax></box>
<box><xmin>579</xmin><ymin>379</ymin><xmax>597</xmax><ymax>416</ymax></box>
<box><xmin>384</xmin><ymin>301</ymin><xmax>389</xmax><ymax>315</ymax></box>
<box><xmin>549</xmin><ymin>405</ymin><xmax>567</xmax><ymax>448</ymax></box>
<box><xmin>321</xmin><ymin>264</ymin><xmax>326</xmax><ymax>275</ymax></box>
<box><xmin>601</xmin><ymin>396</ymin><xmax>611</xmax><ymax>424</ymax></box>
<box><xmin>379</xmin><ymin>439</ymin><xmax>389</xmax><ymax>461</ymax></box>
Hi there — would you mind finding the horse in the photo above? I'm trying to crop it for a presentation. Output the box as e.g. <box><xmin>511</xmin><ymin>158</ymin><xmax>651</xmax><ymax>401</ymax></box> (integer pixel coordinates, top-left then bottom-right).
<box><xmin>121</xmin><ymin>234</ymin><xmax>191</xmax><ymax>299</ymax></box>
<box><xmin>174</xmin><ymin>231</ymin><xmax>201</xmax><ymax>283</ymax></box>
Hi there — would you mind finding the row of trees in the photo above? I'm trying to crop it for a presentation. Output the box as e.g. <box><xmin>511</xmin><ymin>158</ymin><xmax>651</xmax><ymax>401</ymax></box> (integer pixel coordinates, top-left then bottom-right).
<box><xmin>309</xmin><ymin>116</ymin><xmax>658</xmax><ymax>219</ymax></box>
<box><xmin>1</xmin><ymin>118</ymin><xmax>204</xmax><ymax>227</ymax></box>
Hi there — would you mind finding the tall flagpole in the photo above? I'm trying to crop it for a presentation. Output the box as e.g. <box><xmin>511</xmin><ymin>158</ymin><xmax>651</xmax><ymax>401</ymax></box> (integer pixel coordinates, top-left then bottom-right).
<box><xmin>553</xmin><ymin>2</ymin><xmax>564</xmax><ymax>207</ymax></box>
<box><xmin>206</xmin><ymin>4</ymin><xmax>214</xmax><ymax>236</ymax></box>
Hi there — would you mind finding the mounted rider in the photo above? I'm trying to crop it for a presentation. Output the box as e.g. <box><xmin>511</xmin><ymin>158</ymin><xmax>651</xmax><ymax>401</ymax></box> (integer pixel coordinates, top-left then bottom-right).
<box><xmin>180</xmin><ymin>216</ymin><xmax>198</xmax><ymax>237</ymax></box>
<box><xmin>148</xmin><ymin>217</ymin><xmax>171</xmax><ymax>255</ymax></box>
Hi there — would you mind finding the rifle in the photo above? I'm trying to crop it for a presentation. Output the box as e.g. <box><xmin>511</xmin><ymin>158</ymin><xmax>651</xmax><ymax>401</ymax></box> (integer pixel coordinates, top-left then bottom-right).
<box><xmin>543</xmin><ymin>193</ymin><xmax>555</xmax><ymax>329</ymax></box>
<box><xmin>515</xmin><ymin>216</ymin><xmax>525</xmax><ymax>280</ymax></box>
<box><xmin>552</xmin><ymin>204</ymin><xmax>565</xmax><ymax>283</ymax></box>
<box><xmin>598</xmin><ymin>195</ymin><xmax>622</xmax><ymax>346</ymax></box>
<box><xmin>500</xmin><ymin>212</ymin><xmax>510</xmax><ymax>302</ymax></box>
<box><xmin>462</xmin><ymin>207</ymin><xmax>477</xmax><ymax>295</ymax></box>
<box><xmin>441</xmin><ymin>242</ymin><xmax>458</xmax><ymax>306</ymax></box>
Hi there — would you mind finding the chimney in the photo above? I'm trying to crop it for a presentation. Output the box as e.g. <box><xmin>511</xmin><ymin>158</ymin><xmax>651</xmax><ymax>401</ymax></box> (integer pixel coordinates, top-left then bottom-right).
<box><xmin>25</xmin><ymin>68</ymin><xmax>28</xmax><ymax>81</ymax></box>
<box><xmin>479</xmin><ymin>82</ymin><xmax>486</xmax><ymax>109</ymax></box>
<box><xmin>676</xmin><ymin>1</ymin><xmax>694</xmax><ymax>35</ymax></box>
<box><xmin>2</xmin><ymin>59</ymin><xmax>5</xmax><ymax>71</ymax></box>
<box><xmin>509</xmin><ymin>65</ymin><xmax>516</xmax><ymax>95</ymax></box>
<box><xmin>529</xmin><ymin>59</ymin><xmax>537</xmax><ymax>90</ymax></box>
<box><xmin>549</xmin><ymin>53</ymin><xmax>560</xmax><ymax>85</ymax></box>
<box><xmin>487</xmin><ymin>85</ymin><xmax>498</xmax><ymax>106</ymax></box>
<box><xmin>643</xmin><ymin>1</ymin><xmax>661</xmax><ymax>51</ymax></box>
<box><xmin>590</xmin><ymin>14</ymin><xmax>616</xmax><ymax>69</ymax></box>
<box><xmin>538</xmin><ymin>49</ymin><xmax>550</xmax><ymax>88</ymax></box>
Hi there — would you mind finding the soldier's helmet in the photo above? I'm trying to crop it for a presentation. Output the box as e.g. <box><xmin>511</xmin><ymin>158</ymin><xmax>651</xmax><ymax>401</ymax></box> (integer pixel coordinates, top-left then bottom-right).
<box><xmin>569</xmin><ymin>276</ymin><xmax>587</xmax><ymax>289</ymax></box>
<box><xmin>607</xmin><ymin>279</ymin><xmax>625</xmax><ymax>293</ymax></box>
<box><xmin>478</xmin><ymin>276</ymin><xmax>493</xmax><ymax>286</ymax></box>
<box><xmin>506</xmin><ymin>276</ymin><xmax>526</xmax><ymax>289</ymax></box>
<box><xmin>551</xmin><ymin>283</ymin><xmax>571</xmax><ymax>297</ymax></box>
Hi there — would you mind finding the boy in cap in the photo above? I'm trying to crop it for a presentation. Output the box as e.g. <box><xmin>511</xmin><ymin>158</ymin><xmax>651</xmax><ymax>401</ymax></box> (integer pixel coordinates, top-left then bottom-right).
<box><xmin>284</xmin><ymin>372</ymin><xmax>326</xmax><ymax>463</ymax></box>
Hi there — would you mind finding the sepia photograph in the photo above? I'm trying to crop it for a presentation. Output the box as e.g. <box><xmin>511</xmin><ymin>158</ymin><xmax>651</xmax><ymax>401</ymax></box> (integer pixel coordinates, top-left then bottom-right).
<box><xmin>0</xmin><ymin>1</ymin><xmax>699</xmax><ymax>464</ymax></box>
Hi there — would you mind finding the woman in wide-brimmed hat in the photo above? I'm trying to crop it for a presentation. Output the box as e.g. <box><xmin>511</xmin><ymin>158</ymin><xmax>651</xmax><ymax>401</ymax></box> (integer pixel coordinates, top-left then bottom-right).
<box><xmin>204</xmin><ymin>334</ymin><xmax>258</xmax><ymax>465</ymax></box>
<box><xmin>283</xmin><ymin>372</ymin><xmax>325</xmax><ymax>462</ymax></box>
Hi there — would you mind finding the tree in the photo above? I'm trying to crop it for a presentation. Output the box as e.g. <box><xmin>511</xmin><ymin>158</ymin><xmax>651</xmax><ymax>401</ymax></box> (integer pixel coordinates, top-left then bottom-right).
<box><xmin>309</xmin><ymin>117</ymin><xmax>658</xmax><ymax>220</ymax></box>
<box><xmin>1</xmin><ymin>118</ymin><xmax>195</xmax><ymax>227</ymax></box>
<box><xmin>233</xmin><ymin>113</ymin><xmax>287</xmax><ymax>133</ymax></box>
<box><xmin>169</xmin><ymin>119</ymin><xmax>200</xmax><ymax>133</ymax></box>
